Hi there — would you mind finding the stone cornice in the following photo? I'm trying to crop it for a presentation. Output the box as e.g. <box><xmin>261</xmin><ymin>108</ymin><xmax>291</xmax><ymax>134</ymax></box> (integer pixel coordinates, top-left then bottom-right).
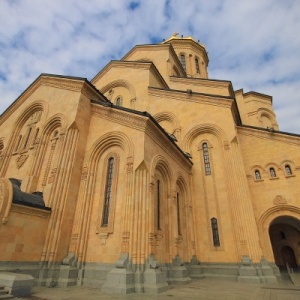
<box><xmin>145</xmin><ymin>120</ymin><xmax>193</xmax><ymax>171</ymax></box>
<box><xmin>148</xmin><ymin>87</ymin><xmax>233</xmax><ymax>108</ymax></box>
<box><xmin>235</xmin><ymin>89</ymin><xmax>272</xmax><ymax>104</ymax></box>
<box><xmin>170</xmin><ymin>76</ymin><xmax>234</xmax><ymax>97</ymax></box>
<box><xmin>91</xmin><ymin>104</ymin><xmax>148</xmax><ymax>131</ymax></box>
<box><xmin>11</xmin><ymin>203</ymin><xmax>51</xmax><ymax>218</ymax></box>
<box><xmin>237</xmin><ymin>126</ymin><xmax>300</xmax><ymax>145</ymax></box>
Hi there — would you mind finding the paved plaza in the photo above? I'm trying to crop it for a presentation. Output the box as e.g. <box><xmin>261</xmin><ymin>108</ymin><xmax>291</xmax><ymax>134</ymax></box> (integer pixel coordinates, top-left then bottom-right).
<box><xmin>20</xmin><ymin>276</ymin><xmax>300</xmax><ymax>300</ymax></box>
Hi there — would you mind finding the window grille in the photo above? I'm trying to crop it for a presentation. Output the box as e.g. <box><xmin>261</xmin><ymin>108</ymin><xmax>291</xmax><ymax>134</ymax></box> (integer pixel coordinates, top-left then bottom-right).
<box><xmin>102</xmin><ymin>157</ymin><xmax>114</xmax><ymax>226</ymax></box>
<box><xmin>202</xmin><ymin>143</ymin><xmax>211</xmax><ymax>175</ymax></box>
<box><xmin>211</xmin><ymin>217</ymin><xmax>220</xmax><ymax>247</ymax></box>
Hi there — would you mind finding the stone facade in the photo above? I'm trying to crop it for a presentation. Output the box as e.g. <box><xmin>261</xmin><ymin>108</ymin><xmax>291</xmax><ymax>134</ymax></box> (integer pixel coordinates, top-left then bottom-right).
<box><xmin>0</xmin><ymin>34</ymin><xmax>299</xmax><ymax>293</ymax></box>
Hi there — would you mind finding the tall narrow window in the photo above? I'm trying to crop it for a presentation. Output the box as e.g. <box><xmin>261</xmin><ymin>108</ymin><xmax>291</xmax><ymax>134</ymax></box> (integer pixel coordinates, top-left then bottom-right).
<box><xmin>23</xmin><ymin>127</ymin><xmax>32</xmax><ymax>149</ymax></box>
<box><xmin>202</xmin><ymin>143</ymin><xmax>211</xmax><ymax>175</ymax></box>
<box><xmin>254</xmin><ymin>169</ymin><xmax>261</xmax><ymax>180</ymax></box>
<box><xmin>157</xmin><ymin>180</ymin><xmax>161</xmax><ymax>230</ymax></box>
<box><xmin>180</xmin><ymin>54</ymin><xmax>186</xmax><ymax>71</ymax></box>
<box><xmin>270</xmin><ymin>167</ymin><xmax>276</xmax><ymax>178</ymax></box>
<box><xmin>195</xmin><ymin>57</ymin><xmax>200</xmax><ymax>74</ymax></box>
<box><xmin>176</xmin><ymin>192</ymin><xmax>181</xmax><ymax>235</ymax></box>
<box><xmin>285</xmin><ymin>165</ymin><xmax>292</xmax><ymax>175</ymax></box>
<box><xmin>116</xmin><ymin>97</ymin><xmax>122</xmax><ymax>106</ymax></box>
<box><xmin>211</xmin><ymin>218</ymin><xmax>220</xmax><ymax>247</ymax></box>
<box><xmin>102</xmin><ymin>157</ymin><xmax>114</xmax><ymax>226</ymax></box>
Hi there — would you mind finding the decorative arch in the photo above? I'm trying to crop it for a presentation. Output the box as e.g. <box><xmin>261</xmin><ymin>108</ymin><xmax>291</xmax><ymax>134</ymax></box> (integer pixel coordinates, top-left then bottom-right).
<box><xmin>257</xmin><ymin>205</ymin><xmax>300</xmax><ymax>262</ymax></box>
<box><xmin>41</xmin><ymin>113</ymin><xmax>66</xmax><ymax>137</ymax></box>
<box><xmin>87</xmin><ymin>131</ymin><xmax>134</xmax><ymax>165</ymax></box>
<box><xmin>153</xmin><ymin>111</ymin><xmax>180</xmax><ymax>137</ymax></box>
<box><xmin>280</xmin><ymin>160</ymin><xmax>296</xmax><ymax>176</ymax></box>
<box><xmin>12</xmin><ymin>100</ymin><xmax>47</xmax><ymax>132</ymax></box>
<box><xmin>100</xmin><ymin>79</ymin><xmax>136</xmax><ymax>99</ymax></box>
<box><xmin>153</xmin><ymin>111</ymin><xmax>180</xmax><ymax>129</ymax></box>
<box><xmin>257</xmin><ymin>108</ymin><xmax>277</xmax><ymax>128</ymax></box>
<box><xmin>257</xmin><ymin>107</ymin><xmax>276</xmax><ymax>119</ymax></box>
<box><xmin>6</xmin><ymin>101</ymin><xmax>47</xmax><ymax>157</ymax></box>
<box><xmin>182</xmin><ymin>123</ymin><xmax>228</xmax><ymax>153</ymax></box>
<box><xmin>264</xmin><ymin>162</ymin><xmax>280</xmax><ymax>169</ymax></box>
<box><xmin>175</xmin><ymin>173</ymin><xmax>189</xmax><ymax>193</ymax></box>
<box><xmin>250</xmin><ymin>164</ymin><xmax>264</xmax><ymax>180</ymax></box>
<box><xmin>150</xmin><ymin>155</ymin><xmax>173</xmax><ymax>191</ymax></box>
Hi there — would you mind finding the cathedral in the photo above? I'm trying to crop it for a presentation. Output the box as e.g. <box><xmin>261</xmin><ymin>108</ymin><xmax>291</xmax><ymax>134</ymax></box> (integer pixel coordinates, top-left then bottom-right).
<box><xmin>0</xmin><ymin>34</ymin><xmax>299</xmax><ymax>293</ymax></box>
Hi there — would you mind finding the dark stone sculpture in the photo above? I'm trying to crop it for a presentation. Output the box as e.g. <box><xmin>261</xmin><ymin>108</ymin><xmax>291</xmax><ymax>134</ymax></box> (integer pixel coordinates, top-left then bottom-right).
<box><xmin>9</xmin><ymin>178</ymin><xmax>45</xmax><ymax>208</ymax></box>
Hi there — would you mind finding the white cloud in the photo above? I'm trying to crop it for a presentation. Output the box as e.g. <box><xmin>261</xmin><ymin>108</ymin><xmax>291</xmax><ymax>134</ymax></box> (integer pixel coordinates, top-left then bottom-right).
<box><xmin>0</xmin><ymin>0</ymin><xmax>300</xmax><ymax>133</ymax></box>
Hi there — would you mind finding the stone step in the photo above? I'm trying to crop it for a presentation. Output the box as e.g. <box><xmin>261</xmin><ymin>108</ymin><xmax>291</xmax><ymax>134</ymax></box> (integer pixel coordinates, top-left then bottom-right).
<box><xmin>0</xmin><ymin>294</ymin><xmax>14</xmax><ymax>299</ymax></box>
<box><xmin>0</xmin><ymin>290</ymin><xmax>8</xmax><ymax>295</ymax></box>
<box><xmin>0</xmin><ymin>291</ymin><xmax>15</xmax><ymax>299</ymax></box>
<box><xmin>0</xmin><ymin>286</ymin><xmax>13</xmax><ymax>299</ymax></box>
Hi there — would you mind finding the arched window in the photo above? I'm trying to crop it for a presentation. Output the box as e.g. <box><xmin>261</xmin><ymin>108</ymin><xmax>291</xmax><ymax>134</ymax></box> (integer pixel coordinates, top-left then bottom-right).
<box><xmin>102</xmin><ymin>157</ymin><xmax>114</xmax><ymax>226</ymax></box>
<box><xmin>195</xmin><ymin>57</ymin><xmax>200</xmax><ymax>74</ymax></box>
<box><xmin>157</xmin><ymin>179</ymin><xmax>161</xmax><ymax>230</ymax></box>
<box><xmin>115</xmin><ymin>97</ymin><xmax>122</xmax><ymax>106</ymax></box>
<box><xmin>180</xmin><ymin>54</ymin><xmax>186</xmax><ymax>71</ymax></box>
<box><xmin>202</xmin><ymin>142</ymin><xmax>211</xmax><ymax>175</ymax></box>
<box><xmin>270</xmin><ymin>167</ymin><xmax>276</xmax><ymax>178</ymax></box>
<box><xmin>176</xmin><ymin>192</ymin><xmax>181</xmax><ymax>235</ymax></box>
<box><xmin>285</xmin><ymin>165</ymin><xmax>292</xmax><ymax>175</ymax></box>
<box><xmin>254</xmin><ymin>169</ymin><xmax>261</xmax><ymax>180</ymax></box>
<box><xmin>211</xmin><ymin>217</ymin><xmax>220</xmax><ymax>247</ymax></box>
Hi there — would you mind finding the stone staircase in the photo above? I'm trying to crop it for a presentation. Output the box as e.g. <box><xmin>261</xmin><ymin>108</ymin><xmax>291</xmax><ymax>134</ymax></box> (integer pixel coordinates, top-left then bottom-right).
<box><xmin>0</xmin><ymin>286</ymin><xmax>14</xmax><ymax>299</ymax></box>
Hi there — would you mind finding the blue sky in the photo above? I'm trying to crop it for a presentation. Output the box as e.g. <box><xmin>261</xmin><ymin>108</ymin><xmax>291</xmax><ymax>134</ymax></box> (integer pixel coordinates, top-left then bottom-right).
<box><xmin>1</xmin><ymin>0</ymin><xmax>300</xmax><ymax>133</ymax></box>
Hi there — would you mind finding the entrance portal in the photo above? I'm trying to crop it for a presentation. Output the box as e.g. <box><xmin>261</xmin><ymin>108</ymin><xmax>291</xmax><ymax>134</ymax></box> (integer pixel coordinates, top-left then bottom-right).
<box><xmin>269</xmin><ymin>216</ymin><xmax>300</xmax><ymax>270</ymax></box>
<box><xmin>281</xmin><ymin>246</ymin><xmax>297</xmax><ymax>269</ymax></box>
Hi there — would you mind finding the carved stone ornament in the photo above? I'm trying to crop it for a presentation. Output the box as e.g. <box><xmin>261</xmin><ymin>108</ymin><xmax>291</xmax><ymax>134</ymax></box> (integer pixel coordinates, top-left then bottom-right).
<box><xmin>98</xmin><ymin>233</ymin><xmax>108</xmax><ymax>245</ymax></box>
<box><xmin>81</xmin><ymin>166</ymin><xmax>88</xmax><ymax>181</ymax></box>
<box><xmin>28</xmin><ymin>111</ymin><xmax>42</xmax><ymax>125</ymax></box>
<box><xmin>273</xmin><ymin>195</ymin><xmax>287</xmax><ymax>205</ymax></box>
<box><xmin>16</xmin><ymin>154</ymin><xmax>29</xmax><ymax>169</ymax></box>
<box><xmin>223</xmin><ymin>141</ymin><xmax>230</xmax><ymax>150</ymax></box>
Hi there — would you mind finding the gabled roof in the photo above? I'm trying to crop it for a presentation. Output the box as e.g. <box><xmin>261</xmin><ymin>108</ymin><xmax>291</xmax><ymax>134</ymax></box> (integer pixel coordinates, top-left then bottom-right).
<box><xmin>0</xmin><ymin>73</ymin><xmax>108</xmax><ymax>125</ymax></box>
<box><xmin>91</xmin><ymin>60</ymin><xmax>169</xmax><ymax>89</ymax></box>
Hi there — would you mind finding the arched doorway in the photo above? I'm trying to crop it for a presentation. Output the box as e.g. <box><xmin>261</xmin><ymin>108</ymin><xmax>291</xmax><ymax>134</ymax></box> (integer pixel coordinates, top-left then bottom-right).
<box><xmin>269</xmin><ymin>216</ymin><xmax>300</xmax><ymax>270</ymax></box>
<box><xmin>281</xmin><ymin>246</ymin><xmax>297</xmax><ymax>269</ymax></box>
